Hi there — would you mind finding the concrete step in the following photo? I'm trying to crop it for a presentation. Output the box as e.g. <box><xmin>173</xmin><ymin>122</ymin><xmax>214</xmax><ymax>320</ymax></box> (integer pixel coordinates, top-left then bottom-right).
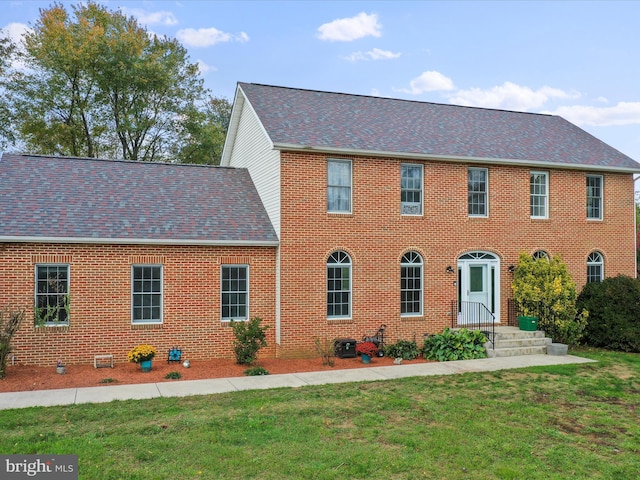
<box><xmin>493</xmin><ymin>337</ymin><xmax>552</xmax><ymax>349</ymax></box>
<box><xmin>485</xmin><ymin>345</ymin><xmax>548</xmax><ymax>358</ymax></box>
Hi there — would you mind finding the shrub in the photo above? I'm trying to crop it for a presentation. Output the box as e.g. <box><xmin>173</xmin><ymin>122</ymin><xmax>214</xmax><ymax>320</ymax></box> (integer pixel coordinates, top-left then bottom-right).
<box><xmin>384</xmin><ymin>340</ymin><xmax>420</xmax><ymax>360</ymax></box>
<box><xmin>230</xmin><ymin>317</ymin><xmax>268</xmax><ymax>365</ymax></box>
<box><xmin>577</xmin><ymin>275</ymin><xmax>640</xmax><ymax>352</ymax></box>
<box><xmin>0</xmin><ymin>307</ymin><xmax>25</xmax><ymax>378</ymax></box>
<box><xmin>422</xmin><ymin>328</ymin><xmax>487</xmax><ymax>362</ymax></box>
<box><xmin>244</xmin><ymin>366</ymin><xmax>269</xmax><ymax>376</ymax></box>
<box><xmin>512</xmin><ymin>252</ymin><xmax>588</xmax><ymax>345</ymax></box>
<box><xmin>165</xmin><ymin>371</ymin><xmax>182</xmax><ymax>379</ymax></box>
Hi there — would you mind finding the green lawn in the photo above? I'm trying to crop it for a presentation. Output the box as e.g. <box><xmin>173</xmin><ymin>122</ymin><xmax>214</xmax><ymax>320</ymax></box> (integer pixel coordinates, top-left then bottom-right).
<box><xmin>1</xmin><ymin>348</ymin><xmax>639</xmax><ymax>479</ymax></box>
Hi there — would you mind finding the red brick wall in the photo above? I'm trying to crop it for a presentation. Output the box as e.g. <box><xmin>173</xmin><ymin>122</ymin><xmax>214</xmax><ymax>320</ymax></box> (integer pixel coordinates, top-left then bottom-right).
<box><xmin>277</xmin><ymin>151</ymin><xmax>636</xmax><ymax>357</ymax></box>
<box><xmin>0</xmin><ymin>244</ymin><xmax>276</xmax><ymax>365</ymax></box>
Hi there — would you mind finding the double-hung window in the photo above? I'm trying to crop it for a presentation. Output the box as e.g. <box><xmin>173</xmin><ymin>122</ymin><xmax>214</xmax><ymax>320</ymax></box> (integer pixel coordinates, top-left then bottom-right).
<box><xmin>530</xmin><ymin>171</ymin><xmax>548</xmax><ymax>219</ymax></box>
<box><xmin>327</xmin><ymin>159</ymin><xmax>352</xmax><ymax>213</ymax></box>
<box><xmin>586</xmin><ymin>175</ymin><xmax>603</xmax><ymax>220</ymax></box>
<box><xmin>221</xmin><ymin>265</ymin><xmax>249</xmax><ymax>321</ymax></box>
<box><xmin>401</xmin><ymin>164</ymin><xmax>423</xmax><ymax>215</ymax></box>
<box><xmin>327</xmin><ymin>251</ymin><xmax>351</xmax><ymax>318</ymax></box>
<box><xmin>401</xmin><ymin>252</ymin><xmax>423</xmax><ymax>316</ymax></box>
<box><xmin>35</xmin><ymin>265</ymin><xmax>70</xmax><ymax>325</ymax></box>
<box><xmin>132</xmin><ymin>265</ymin><xmax>163</xmax><ymax>323</ymax></box>
<box><xmin>468</xmin><ymin>167</ymin><xmax>488</xmax><ymax>217</ymax></box>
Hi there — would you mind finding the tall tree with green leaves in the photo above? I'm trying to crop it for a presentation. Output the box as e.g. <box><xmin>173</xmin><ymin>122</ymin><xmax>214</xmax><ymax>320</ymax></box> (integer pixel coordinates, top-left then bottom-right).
<box><xmin>0</xmin><ymin>34</ymin><xmax>18</xmax><ymax>149</ymax></box>
<box><xmin>3</xmin><ymin>2</ymin><xmax>227</xmax><ymax>163</ymax></box>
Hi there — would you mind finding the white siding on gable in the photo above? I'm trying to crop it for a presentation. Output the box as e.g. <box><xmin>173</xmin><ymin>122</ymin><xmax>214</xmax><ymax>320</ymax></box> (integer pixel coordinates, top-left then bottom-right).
<box><xmin>227</xmin><ymin>93</ymin><xmax>281</xmax><ymax>237</ymax></box>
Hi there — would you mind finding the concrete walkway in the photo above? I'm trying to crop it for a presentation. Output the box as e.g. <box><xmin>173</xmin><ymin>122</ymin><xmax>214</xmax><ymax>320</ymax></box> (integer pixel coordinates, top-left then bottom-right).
<box><xmin>0</xmin><ymin>354</ymin><xmax>596</xmax><ymax>410</ymax></box>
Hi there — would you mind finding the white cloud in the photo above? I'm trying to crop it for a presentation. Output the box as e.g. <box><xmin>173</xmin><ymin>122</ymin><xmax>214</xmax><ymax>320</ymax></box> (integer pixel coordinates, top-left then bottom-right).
<box><xmin>317</xmin><ymin>12</ymin><xmax>381</xmax><ymax>42</ymax></box>
<box><xmin>2</xmin><ymin>22</ymin><xmax>30</xmax><ymax>43</ymax></box>
<box><xmin>120</xmin><ymin>8</ymin><xmax>178</xmax><ymax>26</ymax></box>
<box><xmin>398</xmin><ymin>71</ymin><xmax>455</xmax><ymax>94</ymax></box>
<box><xmin>545</xmin><ymin>102</ymin><xmax>640</xmax><ymax>127</ymax></box>
<box><xmin>176</xmin><ymin>27</ymin><xmax>249</xmax><ymax>47</ymax></box>
<box><xmin>344</xmin><ymin>48</ymin><xmax>400</xmax><ymax>62</ymax></box>
<box><xmin>449</xmin><ymin>82</ymin><xmax>579</xmax><ymax>111</ymax></box>
<box><xmin>196</xmin><ymin>59</ymin><xmax>216</xmax><ymax>74</ymax></box>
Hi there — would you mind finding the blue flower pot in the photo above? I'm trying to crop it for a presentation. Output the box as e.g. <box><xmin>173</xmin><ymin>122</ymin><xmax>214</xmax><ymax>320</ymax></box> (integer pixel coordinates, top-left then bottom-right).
<box><xmin>140</xmin><ymin>360</ymin><xmax>152</xmax><ymax>372</ymax></box>
<box><xmin>361</xmin><ymin>354</ymin><xmax>371</xmax><ymax>364</ymax></box>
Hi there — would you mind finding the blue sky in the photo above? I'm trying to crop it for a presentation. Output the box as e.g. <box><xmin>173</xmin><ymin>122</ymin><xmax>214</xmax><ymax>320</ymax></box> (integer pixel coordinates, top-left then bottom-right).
<box><xmin>3</xmin><ymin>0</ymin><xmax>640</xmax><ymax>166</ymax></box>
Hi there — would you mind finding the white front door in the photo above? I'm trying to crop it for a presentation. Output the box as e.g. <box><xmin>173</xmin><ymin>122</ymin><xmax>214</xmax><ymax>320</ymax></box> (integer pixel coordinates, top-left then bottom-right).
<box><xmin>457</xmin><ymin>252</ymin><xmax>500</xmax><ymax>324</ymax></box>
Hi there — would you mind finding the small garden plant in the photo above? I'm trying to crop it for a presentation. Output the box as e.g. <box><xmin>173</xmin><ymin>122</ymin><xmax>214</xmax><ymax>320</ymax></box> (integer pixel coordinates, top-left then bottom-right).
<box><xmin>355</xmin><ymin>341</ymin><xmax>378</xmax><ymax>357</ymax></box>
<box><xmin>384</xmin><ymin>340</ymin><xmax>420</xmax><ymax>360</ymax></box>
<box><xmin>314</xmin><ymin>337</ymin><xmax>336</xmax><ymax>367</ymax></box>
<box><xmin>127</xmin><ymin>344</ymin><xmax>157</xmax><ymax>363</ymax></box>
<box><xmin>244</xmin><ymin>366</ymin><xmax>269</xmax><ymax>376</ymax></box>
<box><xmin>422</xmin><ymin>328</ymin><xmax>487</xmax><ymax>361</ymax></box>
<box><xmin>165</xmin><ymin>371</ymin><xmax>182</xmax><ymax>380</ymax></box>
<box><xmin>230</xmin><ymin>317</ymin><xmax>268</xmax><ymax>365</ymax></box>
<box><xmin>0</xmin><ymin>307</ymin><xmax>25</xmax><ymax>378</ymax></box>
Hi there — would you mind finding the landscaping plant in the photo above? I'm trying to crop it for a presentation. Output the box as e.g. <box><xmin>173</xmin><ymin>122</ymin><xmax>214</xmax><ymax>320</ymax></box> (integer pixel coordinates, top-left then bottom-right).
<box><xmin>577</xmin><ymin>275</ymin><xmax>640</xmax><ymax>352</ymax></box>
<box><xmin>0</xmin><ymin>307</ymin><xmax>25</xmax><ymax>378</ymax></box>
<box><xmin>243</xmin><ymin>366</ymin><xmax>269</xmax><ymax>376</ymax></box>
<box><xmin>230</xmin><ymin>317</ymin><xmax>268</xmax><ymax>365</ymax></box>
<box><xmin>422</xmin><ymin>328</ymin><xmax>487</xmax><ymax>361</ymax></box>
<box><xmin>384</xmin><ymin>339</ymin><xmax>420</xmax><ymax>360</ymax></box>
<box><xmin>512</xmin><ymin>252</ymin><xmax>588</xmax><ymax>345</ymax></box>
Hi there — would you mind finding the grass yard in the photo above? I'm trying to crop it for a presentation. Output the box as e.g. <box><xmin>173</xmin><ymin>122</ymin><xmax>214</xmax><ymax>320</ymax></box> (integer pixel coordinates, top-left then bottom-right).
<box><xmin>1</xmin><ymin>348</ymin><xmax>639</xmax><ymax>479</ymax></box>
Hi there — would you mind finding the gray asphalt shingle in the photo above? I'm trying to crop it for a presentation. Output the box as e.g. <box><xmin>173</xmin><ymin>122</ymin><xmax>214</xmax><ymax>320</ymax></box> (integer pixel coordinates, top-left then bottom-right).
<box><xmin>239</xmin><ymin>83</ymin><xmax>639</xmax><ymax>171</ymax></box>
<box><xmin>0</xmin><ymin>153</ymin><xmax>278</xmax><ymax>244</ymax></box>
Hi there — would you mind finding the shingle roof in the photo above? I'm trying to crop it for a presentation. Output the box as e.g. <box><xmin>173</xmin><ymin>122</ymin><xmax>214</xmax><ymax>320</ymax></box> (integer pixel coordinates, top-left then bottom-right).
<box><xmin>238</xmin><ymin>83</ymin><xmax>640</xmax><ymax>172</ymax></box>
<box><xmin>0</xmin><ymin>153</ymin><xmax>278</xmax><ymax>244</ymax></box>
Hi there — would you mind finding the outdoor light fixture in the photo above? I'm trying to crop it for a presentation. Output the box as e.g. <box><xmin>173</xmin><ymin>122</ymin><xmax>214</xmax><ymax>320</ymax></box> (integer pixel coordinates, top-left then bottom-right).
<box><xmin>508</xmin><ymin>265</ymin><xmax>516</xmax><ymax>273</ymax></box>
<box><xmin>446</xmin><ymin>266</ymin><xmax>455</xmax><ymax>273</ymax></box>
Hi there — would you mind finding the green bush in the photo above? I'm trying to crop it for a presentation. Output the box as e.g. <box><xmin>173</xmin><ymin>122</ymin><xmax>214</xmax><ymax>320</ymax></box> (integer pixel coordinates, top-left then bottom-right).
<box><xmin>512</xmin><ymin>252</ymin><xmax>588</xmax><ymax>345</ymax></box>
<box><xmin>422</xmin><ymin>328</ymin><xmax>487</xmax><ymax>362</ymax></box>
<box><xmin>384</xmin><ymin>340</ymin><xmax>420</xmax><ymax>360</ymax></box>
<box><xmin>577</xmin><ymin>275</ymin><xmax>640</xmax><ymax>352</ymax></box>
<box><xmin>244</xmin><ymin>366</ymin><xmax>269</xmax><ymax>376</ymax></box>
<box><xmin>164</xmin><ymin>371</ymin><xmax>182</xmax><ymax>380</ymax></box>
<box><xmin>230</xmin><ymin>317</ymin><xmax>268</xmax><ymax>365</ymax></box>
<box><xmin>0</xmin><ymin>307</ymin><xmax>25</xmax><ymax>378</ymax></box>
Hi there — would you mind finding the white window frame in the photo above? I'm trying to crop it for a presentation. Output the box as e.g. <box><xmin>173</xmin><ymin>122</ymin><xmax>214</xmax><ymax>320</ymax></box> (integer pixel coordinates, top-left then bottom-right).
<box><xmin>532</xmin><ymin>250</ymin><xmax>550</xmax><ymax>262</ymax></box>
<box><xmin>401</xmin><ymin>251</ymin><xmax>423</xmax><ymax>316</ymax></box>
<box><xmin>327</xmin><ymin>251</ymin><xmax>352</xmax><ymax>319</ymax></box>
<box><xmin>401</xmin><ymin>164</ymin><xmax>423</xmax><ymax>215</ymax></box>
<box><xmin>530</xmin><ymin>171</ymin><xmax>549</xmax><ymax>219</ymax></box>
<box><xmin>327</xmin><ymin>159</ymin><xmax>352</xmax><ymax>214</ymax></box>
<box><xmin>468</xmin><ymin>167</ymin><xmax>488</xmax><ymax>217</ymax></box>
<box><xmin>221</xmin><ymin>265</ymin><xmax>250</xmax><ymax>321</ymax></box>
<box><xmin>35</xmin><ymin>264</ymin><xmax>70</xmax><ymax>325</ymax></box>
<box><xmin>587</xmin><ymin>251</ymin><xmax>604</xmax><ymax>283</ymax></box>
<box><xmin>131</xmin><ymin>265</ymin><xmax>163</xmax><ymax>324</ymax></box>
<box><xmin>586</xmin><ymin>174</ymin><xmax>603</xmax><ymax>220</ymax></box>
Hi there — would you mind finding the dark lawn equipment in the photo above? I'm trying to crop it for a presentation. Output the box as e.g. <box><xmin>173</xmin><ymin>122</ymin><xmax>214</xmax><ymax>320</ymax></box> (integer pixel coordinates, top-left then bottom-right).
<box><xmin>363</xmin><ymin>324</ymin><xmax>386</xmax><ymax>357</ymax></box>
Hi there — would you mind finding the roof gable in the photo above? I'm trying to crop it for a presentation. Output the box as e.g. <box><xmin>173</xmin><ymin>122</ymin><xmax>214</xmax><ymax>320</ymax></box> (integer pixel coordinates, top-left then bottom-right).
<box><xmin>0</xmin><ymin>153</ymin><xmax>278</xmax><ymax>245</ymax></box>
<box><xmin>237</xmin><ymin>83</ymin><xmax>640</xmax><ymax>172</ymax></box>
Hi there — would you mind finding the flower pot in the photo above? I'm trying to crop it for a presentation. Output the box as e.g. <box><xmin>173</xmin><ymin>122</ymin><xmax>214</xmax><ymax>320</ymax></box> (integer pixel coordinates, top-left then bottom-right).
<box><xmin>361</xmin><ymin>354</ymin><xmax>371</xmax><ymax>364</ymax></box>
<box><xmin>56</xmin><ymin>366</ymin><xmax>66</xmax><ymax>374</ymax></box>
<box><xmin>518</xmin><ymin>316</ymin><xmax>538</xmax><ymax>331</ymax></box>
<box><xmin>140</xmin><ymin>359</ymin><xmax>152</xmax><ymax>372</ymax></box>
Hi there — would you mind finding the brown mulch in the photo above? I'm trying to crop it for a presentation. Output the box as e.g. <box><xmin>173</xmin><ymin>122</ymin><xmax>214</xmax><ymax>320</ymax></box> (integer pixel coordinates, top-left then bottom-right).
<box><xmin>0</xmin><ymin>355</ymin><xmax>424</xmax><ymax>393</ymax></box>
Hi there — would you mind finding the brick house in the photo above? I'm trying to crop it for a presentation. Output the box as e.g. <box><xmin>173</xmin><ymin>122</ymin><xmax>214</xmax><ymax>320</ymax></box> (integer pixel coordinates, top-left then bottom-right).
<box><xmin>3</xmin><ymin>83</ymin><xmax>639</xmax><ymax>366</ymax></box>
<box><xmin>0</xmin><ymin>154</ymin><xmax>278</xmax><ymax>365</ymax></box>
<box><xmin>221</xmin><ymin>83</ymin><xmax>640</xmax><ymax>357</ymax></box>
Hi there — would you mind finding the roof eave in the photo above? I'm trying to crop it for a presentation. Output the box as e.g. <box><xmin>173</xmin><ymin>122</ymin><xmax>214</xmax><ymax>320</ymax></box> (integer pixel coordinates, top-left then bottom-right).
<box><xmin>272</xmin><ymin>143</ymin><xmax>640</xmax><ymax>174</ymax></box>
<box><xmin>0</xmin><ymin>236</ymin><xmax>280</xmax><ymax>247</ymax></box>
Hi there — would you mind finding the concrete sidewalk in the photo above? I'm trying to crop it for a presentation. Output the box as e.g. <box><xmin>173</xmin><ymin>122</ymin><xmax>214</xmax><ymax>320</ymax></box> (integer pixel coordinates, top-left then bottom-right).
<box><xmin>0</xmin><ymin>354</ymin><xmax>596</xmax><ymax>410</ymax></box>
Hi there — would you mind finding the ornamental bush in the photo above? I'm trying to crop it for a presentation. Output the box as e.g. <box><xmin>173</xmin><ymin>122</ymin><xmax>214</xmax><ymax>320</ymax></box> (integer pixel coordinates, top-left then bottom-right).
<box><xmin>384</xmin><ymin>340</ymin><xmax>420</xmax><ymax>360</ymax></box>
<box><xmin>512</xmin><ymin>252</ymin><xmax>588</xmax><ymax>345</ymax></box>
<box><xmin>0</xmin><ymin>307</ymin><xmax>25</xmax><ymax>378</ymax></box>
<box><xmin>577</xmin><ymin>275</ymin><xmax>640</xmax><ymax>352</ymax></box>
<box><xmin>422</xmin><ymin>328</ymin><xmax>487</xmax><ymax>362</ymax></box>
<box><xmin>230</xmin><ymin>317</ymin><xmax>268</xmax><ymax>365</ymax></box>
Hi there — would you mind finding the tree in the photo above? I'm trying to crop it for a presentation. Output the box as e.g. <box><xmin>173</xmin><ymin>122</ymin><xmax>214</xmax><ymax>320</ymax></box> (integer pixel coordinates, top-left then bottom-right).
<box><xmin>0</xmin><ymin>34</ymin><xmax>18</xmax><ymax>149</ymax></box>
<box><xmin>3</xmin><ymin>2</ymin><xmax>226</xmax><ymax>163</ymax></box>
<box><xmin>512</xmin><ymin>252</ymin><xmax>588</xmax><ymax>345</ymax></box>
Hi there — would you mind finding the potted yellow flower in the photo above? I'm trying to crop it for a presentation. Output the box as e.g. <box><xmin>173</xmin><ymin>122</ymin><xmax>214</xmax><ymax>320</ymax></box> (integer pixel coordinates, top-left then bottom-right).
<box><xmin>128</xmin><ymin>344</ymin><xmax>157</xmax><ymax>372</ymax></box>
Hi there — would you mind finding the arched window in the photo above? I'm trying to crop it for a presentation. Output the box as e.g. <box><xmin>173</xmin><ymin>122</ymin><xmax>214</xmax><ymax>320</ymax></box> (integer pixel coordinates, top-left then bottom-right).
<box><xmin>401</xmin><ymin>251</ymin><xmax>423</xmax><ymax>316</ymax></box>
<box><xmin>532</xmin><ymin>250</ymin><xmax>549</xmax><ymax>261</ymax></box>
<box><xmin>587</xmin><ymin>251</ymin><xmax>604</xmax><ymax>283</ymax></box>
<box><xmin>327</xmin><ymin>251</ymin><xmax>351</xmax><ymax>318</ymax></box>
